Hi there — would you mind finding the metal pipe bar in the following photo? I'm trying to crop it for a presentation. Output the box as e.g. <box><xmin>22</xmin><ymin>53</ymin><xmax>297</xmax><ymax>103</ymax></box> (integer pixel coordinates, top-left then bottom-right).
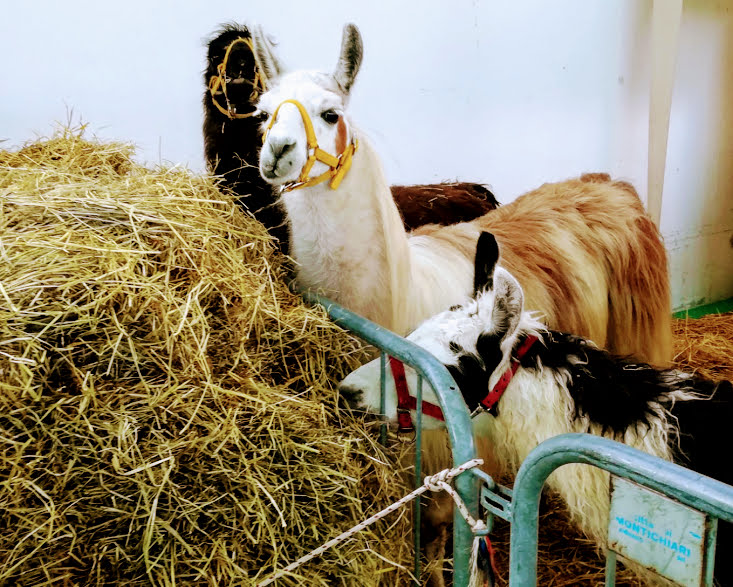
<box><xmin>302</xmin><ymin>291</ymin><xmax>480</xmax><ymax>585</ymax></box>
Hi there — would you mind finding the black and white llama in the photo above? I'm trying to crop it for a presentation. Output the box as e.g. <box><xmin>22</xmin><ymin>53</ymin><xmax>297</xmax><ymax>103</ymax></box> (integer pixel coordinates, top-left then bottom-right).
<box><xmin>341</xmin><ymin>231</ymin><xmax>732</xmax><ymax>585</ymax></box>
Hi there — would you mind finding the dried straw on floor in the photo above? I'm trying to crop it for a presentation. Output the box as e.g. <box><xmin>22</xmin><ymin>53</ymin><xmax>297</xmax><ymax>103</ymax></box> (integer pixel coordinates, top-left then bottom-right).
<box><xmin>672</xmin><ymin>311</ymin><xmax>733</xmax><ymax>381</ymax></box>
<box><xmin>0</xmin><ymin>128</ymin><xmax>415</xmax><ymax>586</ymax></box>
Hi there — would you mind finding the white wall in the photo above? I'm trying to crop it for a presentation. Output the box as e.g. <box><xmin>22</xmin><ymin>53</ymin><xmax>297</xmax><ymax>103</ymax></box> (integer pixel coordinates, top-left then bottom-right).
<box><xmin>660</xmin><ymin>1</ymin><xmax>733</xmax><ymax>309</ymax></box>
<box><xmin>1</xmin><ymin>0</ymin><xmax>731</xmax><ymax>310</ymax></box>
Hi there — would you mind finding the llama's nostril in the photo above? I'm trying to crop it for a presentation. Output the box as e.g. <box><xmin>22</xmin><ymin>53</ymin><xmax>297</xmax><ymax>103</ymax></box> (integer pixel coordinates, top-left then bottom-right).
<box><xmin>338</xmin><ymin>385</ymin><xmax>364</xmax><ymax>412</ymax></box>
<box><xmin>270</xmin><ymin>139</ymin><xmax>295</xmax><ymax>160</ymax></box>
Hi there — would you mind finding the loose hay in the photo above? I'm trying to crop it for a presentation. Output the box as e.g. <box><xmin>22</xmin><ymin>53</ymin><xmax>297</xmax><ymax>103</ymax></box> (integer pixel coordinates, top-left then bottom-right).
<box><xmin>489</xmin><ymin>493</ymin><xmax>646</xmax><ymax>587</ymax></box>
<box><xmin>0</xmin><ymin>128</ymin><xmax>415</xmax><ymax>586</ymax></box>
<box><xmin>672</xmin><ymin>311</ymin><xmax>733</xmax><ymax>381</ymax></box>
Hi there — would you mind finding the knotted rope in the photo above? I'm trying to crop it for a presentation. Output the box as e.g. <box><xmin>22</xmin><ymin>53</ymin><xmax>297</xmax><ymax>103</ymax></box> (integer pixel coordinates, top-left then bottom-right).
<box><xmin>257</xmin><ymin>458</ymin><xmax>484</xmax><ymax>586</ymax></box>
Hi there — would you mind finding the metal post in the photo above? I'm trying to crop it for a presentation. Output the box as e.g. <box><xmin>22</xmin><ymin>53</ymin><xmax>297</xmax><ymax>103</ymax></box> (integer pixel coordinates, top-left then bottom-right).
<box><xmin>604</xmin><ymin>550</ymin><xmax>616</xmax><ymax>586</ymax></box>
<box><xmin>379</xmin><ymin>352</ymin><xmax>387</xmax><ymax>446</ymax></box>
<box><xmin>703</xmin><ymin>517</ymin><xmax>718</xmax><ymax>586</ymax></box>
<box><xmin>413</xmin><ymin>375</ymin><xmax>423</xmax><ymax>585</ymax></box>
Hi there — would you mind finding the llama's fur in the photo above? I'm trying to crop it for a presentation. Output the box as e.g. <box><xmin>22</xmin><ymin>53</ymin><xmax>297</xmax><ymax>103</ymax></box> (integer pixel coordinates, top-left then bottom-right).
<box><xmin>253</xmin><ymin>24</ymin><xmax>672</xmax><ymax>366</ymax></box>
<box><xmin>390</xmin><ymin>182</ymin><xmax>499</xmax><ymax>231</ymax></box>
<box><xmin>203</xmin><ymin>23</ymin><xmax>498</xmax><ymax>255</ymax></box>
<box><xmin>203</xmin><ymin>24</ymin><xmax>290</xmax><ymax>251</ymax></box>
<box><xmin>414</xmin><ymin>173</ymin><xmax>672</xmax><ymax>365</ymax></box>
<box><xmin>341</xmin><ymin>232</ymin><xmax>732</xmax><ymax>586</ymax></box>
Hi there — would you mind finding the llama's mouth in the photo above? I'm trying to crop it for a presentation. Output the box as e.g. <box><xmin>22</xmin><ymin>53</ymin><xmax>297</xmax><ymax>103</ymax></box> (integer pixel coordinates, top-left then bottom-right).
<box><xmin>261</xmin><ymin>164</ymin><xmax>279</xmax><ymax>181</ymax></box>
<box><xmin>260</xmin><ymin>147</ymin><xmax>302</xmax><ymax>185</ymax></box>
<box><xmin>338</xmin><ymin>384</ymin><xmax>365</xmax><ymax>412</ymax></box>
<box><xmin>338</xmin><ymin>386</ymin><xmax>381</xmax><ymax>425</ymax></box>
<box><xmin>260</xmin><ymin>159</ymin><xmax>295</xmax><ymax>184</ymax></box>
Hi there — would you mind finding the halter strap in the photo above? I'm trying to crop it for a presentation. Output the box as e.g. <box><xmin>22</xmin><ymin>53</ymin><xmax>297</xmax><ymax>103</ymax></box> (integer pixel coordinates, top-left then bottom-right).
<box><xmin>263</xmin><ymin>99</ymin><xmax>358</xmax><ymax>191</ymax></box>
<box><xmin>389</xmin><ymin>356</ymin><xmax>445</xmax><ymax>432</ymax></box>
<box><xmin>478</xmin><ymin>335</ymin><xmax>539</xmax><ymax>413</ymax></box>
<box><xmin>390</xmin><ymin>334</ymin><xmax>539</xmax><ymax>432</ymax></box>
<box><xmin>208</xmin><ymin>37</ymin><xmax>267</xmax><ymax>119</ymax></box>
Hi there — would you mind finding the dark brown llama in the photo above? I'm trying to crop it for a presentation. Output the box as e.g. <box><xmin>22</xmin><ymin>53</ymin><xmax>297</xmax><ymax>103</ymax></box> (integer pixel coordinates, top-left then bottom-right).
<box><xmin>203</xmin><ymin>23</ymin><xmax>499</xmax><ymax>254</ymax></box>
<box><xmin>203</xmin><ymin>24</ymin><xmax>290</xmax><ymax>250</ymax></box>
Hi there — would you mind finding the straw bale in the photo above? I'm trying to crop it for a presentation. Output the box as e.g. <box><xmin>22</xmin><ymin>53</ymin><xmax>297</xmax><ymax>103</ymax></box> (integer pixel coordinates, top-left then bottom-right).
<box><xmin>0</xmin><ymin>128</ymin><xmax>415</xmax><ymax>586</ymax></box>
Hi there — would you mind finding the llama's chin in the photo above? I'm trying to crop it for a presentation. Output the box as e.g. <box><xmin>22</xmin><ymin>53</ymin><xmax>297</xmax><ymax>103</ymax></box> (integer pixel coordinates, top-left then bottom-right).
<box><xmin>259</xmin><ymin>171</ymin><xmax>286</xmax><ymax>186</ymax></box>
<box><xmin>259</xmin><ymin>165</ymin><xmax>295</xmax><ymax>186</ymax></box>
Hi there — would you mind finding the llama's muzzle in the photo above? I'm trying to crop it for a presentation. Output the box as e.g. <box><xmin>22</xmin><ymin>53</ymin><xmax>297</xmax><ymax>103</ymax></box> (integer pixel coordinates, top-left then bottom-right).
<box><xmin>262</xmin><ymin>99</ymin><xmax>357</xmax><ymax>191</ymax></box>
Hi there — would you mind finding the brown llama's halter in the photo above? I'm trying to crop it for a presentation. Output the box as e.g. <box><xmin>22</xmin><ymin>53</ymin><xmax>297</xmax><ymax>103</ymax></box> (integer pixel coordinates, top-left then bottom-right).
<box><xmin>263</xmin><ymin>99</ymin><xmax>358</xmax><ymax>191</ymax></box>
<box><xmin>208</xmin><ymin>37</ymin><xmax>266</xmax><ymax>119</ymax></box>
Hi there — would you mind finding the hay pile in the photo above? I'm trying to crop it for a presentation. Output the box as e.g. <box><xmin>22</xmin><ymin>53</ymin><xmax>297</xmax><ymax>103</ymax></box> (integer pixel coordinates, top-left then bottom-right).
<box><xmin>0</xmin><ymin>128</ymin><xmax>414</xmax><ymax>586</ymax></box>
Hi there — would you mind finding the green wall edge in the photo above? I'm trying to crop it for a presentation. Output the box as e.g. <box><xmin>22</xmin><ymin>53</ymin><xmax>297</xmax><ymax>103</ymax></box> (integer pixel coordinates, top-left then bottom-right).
<box><xmin>672</xmin><ymin>297</ymin><xmax>733</xmax><ymax>319</ymax></box>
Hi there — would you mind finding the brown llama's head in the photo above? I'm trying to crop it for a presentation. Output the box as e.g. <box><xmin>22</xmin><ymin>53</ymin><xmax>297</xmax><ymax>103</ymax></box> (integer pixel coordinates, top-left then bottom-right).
<box><xmin>204</xmin><ymin>23</ymin><xmax>264</xmax><ymax>118</ymax></box>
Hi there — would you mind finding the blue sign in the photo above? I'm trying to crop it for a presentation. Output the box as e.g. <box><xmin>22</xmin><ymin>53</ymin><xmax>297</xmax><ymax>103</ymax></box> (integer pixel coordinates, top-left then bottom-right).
<box><xmin>608</xmin><ymin>476</ymin><xmax>707</xmax><ymax>586</ymax></box>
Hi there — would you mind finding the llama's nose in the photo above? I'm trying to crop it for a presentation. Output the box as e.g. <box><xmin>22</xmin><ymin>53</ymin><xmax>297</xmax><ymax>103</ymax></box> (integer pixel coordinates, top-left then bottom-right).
<box><xmin>338</xmin><ymin>385</ymin><xmax>365</xmax><ymax>412</ymax></box>
<box><xmin>268</xmin><ymin>137</ymin><xmax>296</xmax><ymax>160</ymax></box>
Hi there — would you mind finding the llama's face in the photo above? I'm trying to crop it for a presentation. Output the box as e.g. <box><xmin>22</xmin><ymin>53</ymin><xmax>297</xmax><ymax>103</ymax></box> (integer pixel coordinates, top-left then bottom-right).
<box><xmin>256</xmin><ymin>72</ymin><xmax>352</xmax><ymax>186</ymax></box>
<box><xmin>340</xmin><ymin>232</ymin><xmax>530</xmax><ymax>428</ymax></box>
<box><xmin>207</xmin><ymin>30</ymin><xmax>259</xmax><ymax>111</ymax></box>
<box><xmin>252</xmin><ymin>23</ymin><xmax>363</xmax><ymax>188</ymax></box>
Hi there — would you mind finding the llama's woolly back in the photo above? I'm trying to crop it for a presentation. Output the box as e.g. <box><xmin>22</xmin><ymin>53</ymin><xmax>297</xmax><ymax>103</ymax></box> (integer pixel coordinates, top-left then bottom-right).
<box><xmin>413</xmin><ymin>174</ymin><xmax>672</xmax><ymax>365</ymax></box>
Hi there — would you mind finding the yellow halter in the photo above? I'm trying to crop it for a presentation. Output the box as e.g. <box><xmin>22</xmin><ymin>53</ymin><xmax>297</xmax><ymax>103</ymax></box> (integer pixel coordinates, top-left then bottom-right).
<box><xmin>208</xmin><ymin>37</ymin><xmax>267</xmax><ymax>119</ymax></box>
<box><xmin>263</xmin><ymin>99</ymin><xmax>358</xmax><ymax>191</ymax></box>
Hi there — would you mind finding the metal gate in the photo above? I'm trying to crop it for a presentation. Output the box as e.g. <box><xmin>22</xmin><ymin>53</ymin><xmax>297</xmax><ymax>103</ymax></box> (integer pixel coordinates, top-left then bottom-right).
<box><xmin>478</xmin><ymin>433</ymin><xmax>733</xmax><ymax>586</ymax></box>
<box><xmin>305</xmin><ymin>292</ymin><xmax>733</xmax><ymax>586</ymax></box>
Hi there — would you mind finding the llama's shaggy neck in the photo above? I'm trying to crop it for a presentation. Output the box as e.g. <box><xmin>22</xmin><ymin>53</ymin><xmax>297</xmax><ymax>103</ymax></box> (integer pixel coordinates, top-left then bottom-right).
<box><xmin>282</xmin><ymin>135</ymin><xmax>476</xmax><ymax>335</ymax></box>
<box><xmin>473</xmin><ymin>328</ymin><xmax>692</xmax><ymax>543</ymax></box>
<box><xmin>282</xmin><ymin>135</ymin><xmax>413</xmax><ymax>333</ymax></box>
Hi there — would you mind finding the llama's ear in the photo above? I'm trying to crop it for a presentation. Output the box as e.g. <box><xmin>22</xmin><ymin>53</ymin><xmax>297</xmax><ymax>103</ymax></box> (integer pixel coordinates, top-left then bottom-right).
<box><xmin>252</xmin><ymin>24</ymin><xmax>284</xmax><ymax>85</ymax></box>
<box><xmin>492</xmin><ymin>268</ymin><xmax>524</xmax><ymax>344</ymax></box>
<box><xmin>473</xmin><ymin>231</ymin><xmax>500</xmax><ymax>295</ymax></box>
<box><xmin>333</xmin><ymin>23</ymin><xmax>363</xmax><ymax>95</ymax></box>
<box><xmin>486</xmin><ymin>267</ymin><xmax>525</xmax><ymax>388</ymax></box>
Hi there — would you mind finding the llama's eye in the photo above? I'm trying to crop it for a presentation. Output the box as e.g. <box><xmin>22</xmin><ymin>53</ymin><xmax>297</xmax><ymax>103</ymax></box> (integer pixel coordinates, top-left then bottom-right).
<box><xmin>255</xmin><ymin>110</ymin><xmax>270</xmax><ymax>123</ymax></box>
<box><xmin>321</xmin><ymin>110</ymin><xmax>339</xmax><ymax>124</ymax></box>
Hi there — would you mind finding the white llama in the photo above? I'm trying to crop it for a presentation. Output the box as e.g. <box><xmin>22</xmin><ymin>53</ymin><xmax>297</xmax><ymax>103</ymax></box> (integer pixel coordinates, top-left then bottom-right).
<box><xmin>252</xmin><ymin>23</ymin><xmax>672</xmax><ymax>367</ymax></box>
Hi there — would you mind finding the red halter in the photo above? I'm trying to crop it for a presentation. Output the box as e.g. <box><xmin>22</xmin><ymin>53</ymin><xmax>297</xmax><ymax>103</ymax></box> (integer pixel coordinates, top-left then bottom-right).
<box><xmin>389</xmin><ymin>356</ymin><xmax>445</xmax><ymax>432</ymax></box>
<box><xmin>390</xmin><ymin>335</ymin><xmax>539</xmax><ymax>432</ymax></box>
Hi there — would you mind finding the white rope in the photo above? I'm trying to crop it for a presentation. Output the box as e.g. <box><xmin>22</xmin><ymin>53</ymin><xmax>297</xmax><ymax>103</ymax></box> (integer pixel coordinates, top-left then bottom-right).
<box><xmin>257</xmin><ymin>458</ymin><xmax>484</xmax><ymax>586</ymax></box>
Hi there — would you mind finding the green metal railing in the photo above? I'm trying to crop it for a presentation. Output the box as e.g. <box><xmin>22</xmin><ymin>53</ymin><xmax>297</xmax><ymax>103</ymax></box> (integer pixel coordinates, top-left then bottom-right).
<box><xmin>303</xmin><ymin>291</ymin><xmax>481</xmax><ymax>585</ymax></box>
<box><xmin>503</xmin><ymin>433</ymin><xmax>733</xmax><ymax>586</ymax></box>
